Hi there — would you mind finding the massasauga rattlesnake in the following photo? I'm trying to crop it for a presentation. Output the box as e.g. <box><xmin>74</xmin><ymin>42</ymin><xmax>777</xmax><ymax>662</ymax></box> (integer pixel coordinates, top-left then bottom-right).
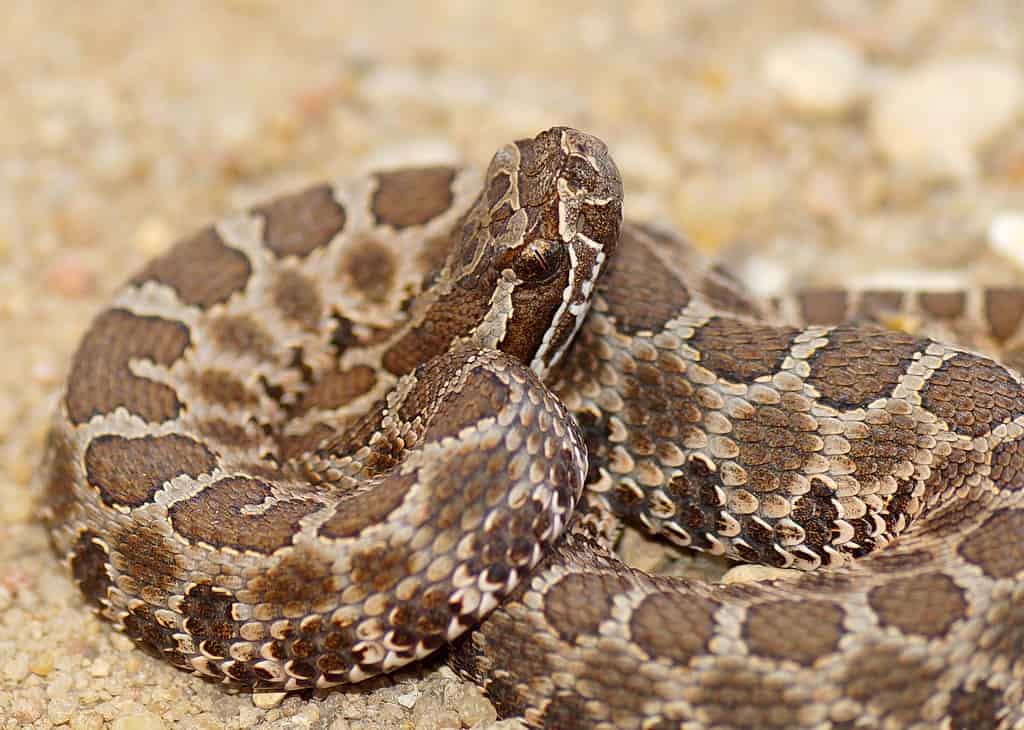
<box><xmin>39</xmin><ymin>128</ymin><xmax>1024</xmax><ymax>728</ymax></box>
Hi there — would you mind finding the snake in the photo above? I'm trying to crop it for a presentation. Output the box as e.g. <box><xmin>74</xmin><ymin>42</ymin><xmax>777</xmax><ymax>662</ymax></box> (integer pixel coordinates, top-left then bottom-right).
<box><xmin>39</xmin><ymin>127</ymin><xmax>1024</xmax><ymax>729</ymax></box>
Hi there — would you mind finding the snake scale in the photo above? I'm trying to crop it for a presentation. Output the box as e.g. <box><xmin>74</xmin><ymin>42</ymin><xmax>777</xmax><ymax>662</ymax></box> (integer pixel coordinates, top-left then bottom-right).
<box><xmin>40</xmin><ymin>127</ymin><xmax>1024</xmax><ymax>729</ymax></box>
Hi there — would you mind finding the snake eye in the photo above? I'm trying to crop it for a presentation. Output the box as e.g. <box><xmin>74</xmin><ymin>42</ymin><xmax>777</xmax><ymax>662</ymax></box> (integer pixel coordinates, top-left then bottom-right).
<box><xmin>511</xmin><ymin>239</ymin><xmax>566</xmax><ymax>284</ymax></box>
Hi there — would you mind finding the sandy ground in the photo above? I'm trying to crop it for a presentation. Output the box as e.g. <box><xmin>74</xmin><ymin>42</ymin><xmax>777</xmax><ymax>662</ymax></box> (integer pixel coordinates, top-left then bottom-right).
<box><xmin>2</xmin><ymin>2</ymin><xmax>1023</xmax><ymax>728</ymax></box>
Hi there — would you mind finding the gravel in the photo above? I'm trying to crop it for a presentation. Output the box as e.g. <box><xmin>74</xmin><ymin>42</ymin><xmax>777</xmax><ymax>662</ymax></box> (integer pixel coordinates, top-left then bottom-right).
<box><xmin>3</xmin><ymin>2</ymin><xmax>1023</xmax><ymax>729</ymax></box>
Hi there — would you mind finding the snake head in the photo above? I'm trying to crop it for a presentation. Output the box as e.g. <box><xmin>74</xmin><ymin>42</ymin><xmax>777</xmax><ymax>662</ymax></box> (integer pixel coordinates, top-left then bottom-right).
<box><xmin>447</xmin><ymin>127</ymin><xmax>623</xmax><ymax>378</ymax></box>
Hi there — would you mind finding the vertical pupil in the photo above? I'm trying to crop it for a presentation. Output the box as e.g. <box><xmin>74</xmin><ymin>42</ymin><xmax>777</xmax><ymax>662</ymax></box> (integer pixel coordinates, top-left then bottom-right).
<box><xmin>517</xmin><ymin>241</ymin><xmax>559</xmax><ymax>280</ymax></box>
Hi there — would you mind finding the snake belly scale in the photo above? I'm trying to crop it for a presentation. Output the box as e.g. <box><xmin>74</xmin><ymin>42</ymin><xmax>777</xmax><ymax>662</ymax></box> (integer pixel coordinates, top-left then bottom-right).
<box><xmin>40</xmin><ymin>127</ymin><xmax>1024</xmax><ymax>729</ymax></box>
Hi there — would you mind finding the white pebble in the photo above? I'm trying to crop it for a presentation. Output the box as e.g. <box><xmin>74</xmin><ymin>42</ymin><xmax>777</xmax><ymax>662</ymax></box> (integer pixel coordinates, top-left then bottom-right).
<box><xmin>721</xmin><ymin>564</ymin><xmax>801</xmax><ymax>584</ymax></box>
<box><xmin>395</xmin><ymin>688</ymin><xmax>420</xmax><ymax>708</ymax></box>
<box><xmin>763</xmin><ymin>33</ymin><xmax>866</xmax><ymax>117</ymax></box>
<box><xmin>252</xmin><ymin>691</ymin><xmax>287</xmax><ymax>709</ymax></box>
<box><xmin>870</xmin><ymin>58</ymin><xmax>1024</xmax><ymax>180</ymax></box>
<box><xmin>111</xmin><ymin>714</ymin><xmax>166</xmax><ymax>730</ymax></box>
<box><xmin>989</xmin><ymin>212</ymin><xmax>1024</xmax><ymax>270</ymax></box>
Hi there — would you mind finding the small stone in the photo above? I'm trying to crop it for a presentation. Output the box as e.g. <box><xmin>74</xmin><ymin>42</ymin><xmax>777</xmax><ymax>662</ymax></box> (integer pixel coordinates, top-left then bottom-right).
<box><xmin>455</xmin><ymin>684</ymin><xmax>498</xmax><ymax>727</ymax></box>
<box><xmin>395</xmin><ymin>687</ymin><xmax>420</xmax><ymax>708</ymax></box>
<box><xmin>801</xmin><ymin>170</ymin><xmax>850</xmax><ymax>222</ymax></box>
<box><xmin>870</xmin><ymin>58</ymin><xmax>1024</xmax><ymax>180</ymax></box>
<box><xmin>252</xmin><ymin>691</ymin><xmax>287</xmax><ymax>709</ymax></box>
<box><xmin>88</xmin><ymin>658</ymin><xmax>111</xmax><ymax>678</ymax></box>
<box><xmin>410</xmin><ymin>692</ymin><xmax>460</xmax><ymax>730</ymax></box>
<box><xmin>30</xmin><ymin>651</ymin><xmax>56</xmax><ymax>677</ymax></box>
<box><xmin>989</xmin><ymin>212</ymin><xmax>1024</xmax><ymax>271</ymax></box>
<box><xmin>721</xmin><ymin>564</ymin><xmax>802</xmax><ymax>584</ymax></box>
<box><xmin>111</xmin><ymin>713</ymin><xmax>166</xmax><ymax>730</ymax></box>
<box><xmin>48</xmin><ymin>697</ymin><xmax>77</xmax><ymax>725</ymax></box>
<box><xmin>133</xmin><ymin>217</ymin><xmax>175</xmax><ymax>256</ymax></box>
<box><xmin>12</xmin><ymin>688</ymin><xmax>46</xmax><ymax>724</ymax></box>
<box><xmin>618</xmin><ymin>527</ymin><xmax>671</xmax><ymax>572</ymax></box>
<box><xmin>70</xmin><ymin>714</ymin><xmax>105</xmax><ymax>730</ymax></box>
<box><xmin>44</xmin><ymin>253</ymin><xmax>97</xmax><ymax>299</ymax></box>
<box><xmin>46</xmin><ymin>672</ymin><xmax>73</xmax><ymax>700</ymax></box>
<box><xmin>763</xmin><ymin>33</ymin><xmax>866</xmax><ymax>117</ymax></box>
<box><xmin>110</xmin><ymin>632</ymin><xmax>136</xmax><ymax>652</ymax></box>
<box><xmin>6</xmin><ymin>651</ymin><xmax>30</xmax><ymax>682</ymax></box>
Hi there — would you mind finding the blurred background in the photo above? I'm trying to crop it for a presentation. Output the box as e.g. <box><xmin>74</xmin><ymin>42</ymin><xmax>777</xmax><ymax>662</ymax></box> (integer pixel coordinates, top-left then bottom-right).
<box><xmin>1</xmin><ymin>2</ymin><xmax>1022</xmax><ymax>728</ymax></box>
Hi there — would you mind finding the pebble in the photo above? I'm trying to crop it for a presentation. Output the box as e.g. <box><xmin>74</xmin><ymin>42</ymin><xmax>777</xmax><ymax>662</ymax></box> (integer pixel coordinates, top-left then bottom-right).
<box><xmin>6</xmin><ymin>651</ymin><xmax>31</xmax><ymax>682</ymax></box>
<box><xmin>29</xmin><ymin>650</ymin><xmax>56</xmax><ymax>677</ymax></box>
<box><xmin>618</xmin><ymin>527</ymin><xmax>671</xmax><ymax>572</ymax></box>
<box><xmin>989</xmin><ymin>212</ymin><xmax>1024</xmax><ymax>271</ymax></box>
<box><xmin>410</xmin><ymin>692</ymin><xmax>461</xmax><ymax>729</ymax></box>
<box><xmin>89</xmin><ymin>657</ymin><xmax>112</xmax><ymax>678</ymax></box>
<box><xmin>48</xmin><ymin>697</ymin><xmax>77</xmax><ymax>725</ymax></box>
<box><xmin>762</xmin><ymin>33</ymin><xmax>866</xmax><ymax>117</ymax></box>
<box><xmin>70</xmin><ymin>715</ymin><xmax>106</xmax><ymax>730</ymax></box>
<box><xmin>44</xmin><ymin>253</ymin><xmax>97</xmax><ymax>299</ymax></box>
<box><xmin>251</xmin><ymin>690</ymin><xmax>288</xmax><ymax>709</ymax></box>
<box><xmin>454</xmin><ymin>684</ymin><xmax>497</xmax><ymax>727</ymax></box>
<box><xmin>870</xmin><ymin>58</ymin><xmax>1024</xmax><ymax>180</ymax></box>
<box><xmin>111</xmin><ymin>713</ymin><xmax>166</xmax><ymax>730</ymax></box>
<box><xmin>721</xmin><ymin>564</ymin><xmax>802</xmax><ymax>584</ymax></box>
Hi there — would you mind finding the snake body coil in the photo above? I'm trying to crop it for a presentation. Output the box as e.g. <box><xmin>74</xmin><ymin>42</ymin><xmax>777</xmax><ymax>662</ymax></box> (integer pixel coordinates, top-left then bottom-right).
<box><xmin>42</xmin><ymin>128</ymin><xmax>1024</xmax><ymax>729</ymax></box>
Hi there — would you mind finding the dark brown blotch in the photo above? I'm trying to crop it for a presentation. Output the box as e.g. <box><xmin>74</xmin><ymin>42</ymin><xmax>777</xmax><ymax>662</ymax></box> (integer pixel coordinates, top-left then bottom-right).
<box><xmin>252</xmin><ymin>184</ymin><xmax>347</xmax><ymax>258</ymax></box>
<box><xmin>206</xmin><ymin>315</ymin><xmax>275</xmax><ymax>360</ymax></box>
<box><xmin>541</xmin><ymin>572</ymin><xmax>621</xmax><ymax>643</ymax></box>
<box><xmin>319</xmin><ymin>469</ymin><xmax>417</xmax><ymax>540</ymax></box>
<box><xmin>985</xmin><ymin>287</ymin><xmax>1024</xmax><ymax>342</ymax></box>
<box><xmin>69</xmin><ymin>531</ymin><xmax>112</xmax><ymax>609</ymax></box>
<box><xmin>742</xmin><ymin>599</ymin><xmax>844</xmax><ymax>665</ymax></box>
<box><xmin>339</xmin><ymin>239</ymin><xmax>398</xmax><ymax>304</ymax></box>
<box><xmin>631</xmin><ymin>591</ymin><xmax>718</xmax><ymax>665</ymax></box>
<box><xmin>868</xmin><ymin>572</ymin><xmax>967</xmax><ymax>637</ymax></box>
<box><xmin>132</xmin><ymin>226</ymin><xmax>251</xmax><ymax>308</ymax></box>
<box><xmin>919</xmin><ymin>291</ymin><xmax>966</xmax><ymax>320</ymax></box>
<box><xmin>192</xmin><ymin>370</ymin><xmax>258</xmax><ymax>407</ymax></box>
<box><xmin>294</xmin><ymin>365</ymin><xmax>377</xmax><ymax>415</ymax></box>
<box><xmin>271</xmin><ymin>268</ymin><xmax>323</xmax><ymax>331</ymax></box>
<box><xmin>372</xmin><ymin>167</ymin><xmax>456</xmax><ymax>229</ymax></box>
<box><xmin>169</xmin><ymin>477</ymin><xmax>319</xmax><ymax>553</ymax></box>
<box><xmin>795</xmin><ymin>289</ymin><xmax>850</xmax><ymax>325</ymax></box>
<box><xmin>65</xmin><ymin>309</ymin><xmax>191</xmax><ymax>425</ymax></box>
<box><xmin>806</xmin><ymin>325</ymin><xmax>923</xmax><ymax>409</ymax></box>
<box><xmin>85</xmin><ymin>433</ymin><xmax>217</xmax><ymax>508</ymax></box>
<box><xmin>920</xmin><ymin>352</ymin><xmax>1024</xmax><ymax>437</ymax></box>
<box><xmin>691</xmin><ymin>318</ymin><xmax>797</xmax><ymax>383</ymax></box>
<box><xmin>957</xmin><ymin>508</ymin><xmax>1024</xmax><ymax>579</ymax></box>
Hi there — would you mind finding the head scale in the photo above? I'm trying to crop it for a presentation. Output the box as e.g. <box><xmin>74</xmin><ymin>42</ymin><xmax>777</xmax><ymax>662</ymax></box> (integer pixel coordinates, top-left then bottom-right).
<box><xmin>443</xmin><ymin>127</ymin><xmax>623</xmax><ymax>378</ymax></box>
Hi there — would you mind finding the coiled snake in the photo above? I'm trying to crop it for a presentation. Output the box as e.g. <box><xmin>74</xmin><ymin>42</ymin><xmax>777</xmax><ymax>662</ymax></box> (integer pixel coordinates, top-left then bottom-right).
<box><xmin>40</xmin><ymin>128</ymin><xmax>1024</xmax><ymax>728</ymax></box>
